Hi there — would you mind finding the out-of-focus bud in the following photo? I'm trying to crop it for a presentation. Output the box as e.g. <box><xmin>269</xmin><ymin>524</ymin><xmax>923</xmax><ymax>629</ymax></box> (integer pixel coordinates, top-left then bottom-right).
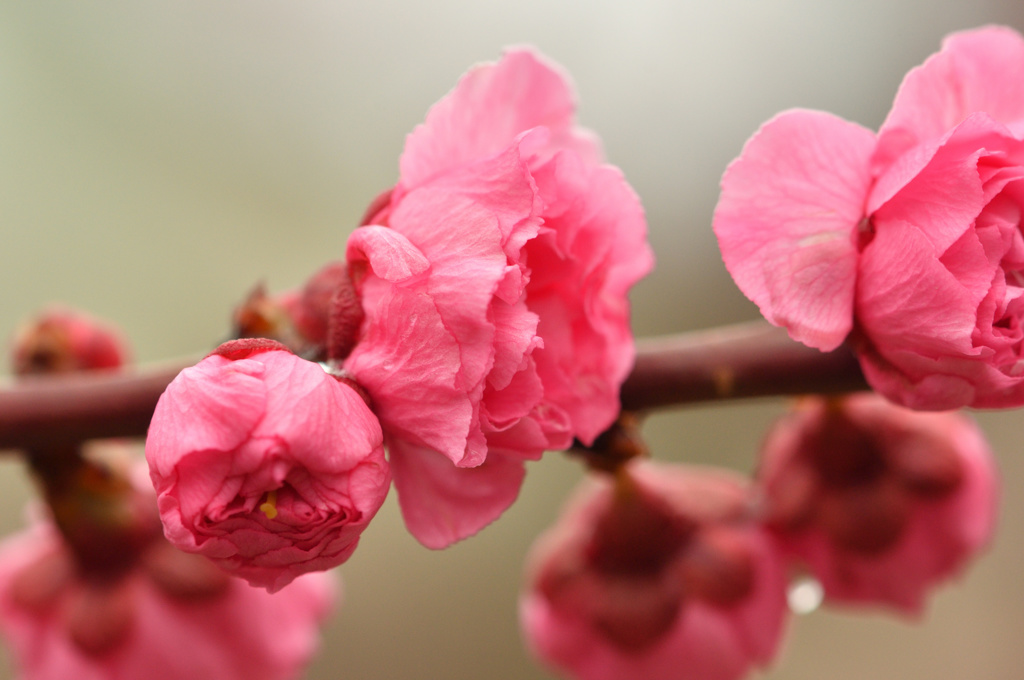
<box><xmin>520</xmin><ymin>462</ymin><xmax>788</xmax><ymax>680</ymax></box>
<box><xmin>232</xmin><ymin>263</ymin><xmax>363</xmax><ymax>363</ymax></box>
<box><xmin>11</xmin><ymin>308</ymin><xmax>128</xmax><ymax>376</ymax></box>
<box><xmin>146</xmin><ymin>339</ymin><xmax>390</xmax><ymax>592</ymax></box>
<box><xmin>0</xmin><ymin>518</ymin><xmax>335</xmax><ymax>680</ymax></box>
<box><xmin>758</xmin><ymin>394</ymin><xmax>998</xmax><ymax>614</ymax></box>
<box><xmin>231</xmin><ymin>284</ymin><xmax>304</xmax><ymax>351</ymax></box>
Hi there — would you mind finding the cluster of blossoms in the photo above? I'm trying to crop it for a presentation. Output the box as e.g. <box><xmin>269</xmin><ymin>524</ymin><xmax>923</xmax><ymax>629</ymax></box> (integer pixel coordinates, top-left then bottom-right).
<box><xmin>145</xmin><ymin>45</ymin><xmax>654</xmax><ymax>595</ymax></box>
<box><xmin>519</xmin><ymin>394</ymin><xmax>996</xmax><ymax>680</ymax></box>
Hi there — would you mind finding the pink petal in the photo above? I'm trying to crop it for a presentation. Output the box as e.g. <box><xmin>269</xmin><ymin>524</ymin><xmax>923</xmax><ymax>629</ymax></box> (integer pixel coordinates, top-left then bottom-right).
<box><xmin>346</xmin><ymin>225</ymin><xmax>429</xmax><ymax>284</ymax></box>
<box><xmin>858</xmin><ymin>218</ymin><xmax>979</xmax><ymax>359</ymax></box>
<box><xmin>389</xmin><ymin>441</ymin><xmax>526</xmax><ymax>549</ymax></box>
<box><xmin>343</xmin><ymin>283</ymin><xmax>474</xmax><ymax>465</ymax></box>
<box><xmin>146</xmin><ymin>357</ymin><xmax>267</xmax><ymax>479</ymax></box>
<box><xmin>398</xmin><ymin>48</ymin><xmax>600</xmax><ymax>193</ymax></box>
<box><xmin>874</xmin><ymin>26</ymin><xmax>1024</xmax><ymax>172</ymax></box>
<box><xmin>870</xmin><ymin>114</ymin><xmax>1006</xmax><ymax>252</ymax></box>
<box><xmin>526</xmin><ymin>154</ymin><xmax>653</xmax><ymax>443</ymax></box>
<box><xmin>713</xmin><ymin>109</ymin><xmax>875</xmax><ymax>351</ymax></box>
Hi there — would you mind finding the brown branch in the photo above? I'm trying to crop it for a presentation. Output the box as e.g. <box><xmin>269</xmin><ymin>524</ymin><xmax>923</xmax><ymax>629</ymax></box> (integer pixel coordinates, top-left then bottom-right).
<box><xmin>0</xmin><ymin>362</ymin><xmax>192</xmax><ymax>451</ymax></box>
<box><xmin>0</xmin><ymin>321</ymin><xmax>868</xmax><ymax>452</ymax></box>
<box><xmin>620</xmin><ymin>321</ymin><xmax>868</xmax><ymax>411</ymax></box>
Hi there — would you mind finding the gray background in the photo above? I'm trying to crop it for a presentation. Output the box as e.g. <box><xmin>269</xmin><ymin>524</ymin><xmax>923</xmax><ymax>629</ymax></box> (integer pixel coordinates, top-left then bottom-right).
<box><xmin>1</xmin><ymin>2</ymin><xmax>1023</xmax><ymax>679</ymax></box>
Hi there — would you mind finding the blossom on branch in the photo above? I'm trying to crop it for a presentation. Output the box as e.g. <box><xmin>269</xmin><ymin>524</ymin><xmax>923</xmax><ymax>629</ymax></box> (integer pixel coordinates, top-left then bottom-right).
<box><xmin>758</xmin><ymin>394</ymin><xmax>997</xmax><ymax>614</ymax></box>
<box><xmin>520</xmin><ymin>462</ymin><xmax>788</xmax><ymax>680</ymax></box>
<box><xmin>146</xmin><ymin>340</ymin><xmax>390</xmax><ymax>592</ymax></box>
<box><xmin>714</xmin><ymin>25</ymin><xmax>1024</xmax><ymax>409</ymax></box>
<box><xmin>345</xmin><ymin>48</ymin><xmax>654</xmax><ymax>548</ymax></box>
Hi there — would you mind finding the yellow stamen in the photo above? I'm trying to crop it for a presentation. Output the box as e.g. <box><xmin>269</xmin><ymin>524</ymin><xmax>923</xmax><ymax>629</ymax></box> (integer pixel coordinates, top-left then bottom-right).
<box><xmin>259</xmin><ymin>489</ymin><xmax>278</xmax><ymax>520</ymax></box>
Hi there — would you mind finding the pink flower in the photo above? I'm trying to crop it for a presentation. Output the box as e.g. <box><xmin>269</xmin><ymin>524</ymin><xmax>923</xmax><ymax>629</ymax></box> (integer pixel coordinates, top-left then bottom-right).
<box><xmin>344</xmin><ymin>48</ymin><xmax>654</xmax><ymax>548</ymax></box>
<box><xmin>714</xmin><ymin>25</ymin><xmax>1024</xmax><ymax>409</ymax></box>
<box><xmin>0</xmin><ymin>521</ymin><xmax>335</xmax><ymax>680</ymax></box>
<box><xmin>520</xmin><ymin>462</ymin><xmax>788</xmax><ymax>680</ymax></box>
<box><xmin>758</xmin><ymin>394</ymin><xmax>997</xmax><ymax>614</ymax></box>
<box><xmin>146</xmin><ymin>340</ymin><xmax>390</xmax><ymax>592</ymax></box>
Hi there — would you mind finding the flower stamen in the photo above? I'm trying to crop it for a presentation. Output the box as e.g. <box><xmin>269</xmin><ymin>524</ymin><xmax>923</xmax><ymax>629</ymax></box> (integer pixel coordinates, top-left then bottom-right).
<box><xmin>259</xmin><ymin>490</ymin><xmax>279</xmax><ymax>520</ymax></box>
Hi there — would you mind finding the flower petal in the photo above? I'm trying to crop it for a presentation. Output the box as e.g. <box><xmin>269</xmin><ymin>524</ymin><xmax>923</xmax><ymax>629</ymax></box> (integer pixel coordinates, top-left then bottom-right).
<box><xmin>713</xmin><ymin>109</ymin><xmax>875</xmax><ymax>350</ymax></box>
<box><xmin>875</xmin><ymin>25</ymin><xmax>1024</xmax><ymax>171</ymax></box>
<box><xmin>390</xmin><ymin>441</ymin><xmax>526</xmax><ymax>549</ymax></box>
<box><xmin>146</xmin><ymin>357</ymin><xmax>267</xmax><ymax>479</ymax></box>
<box><xmin>398</xmin><ymin>48</ymin><xmax>601</xmax><ymax>193</ymax></box>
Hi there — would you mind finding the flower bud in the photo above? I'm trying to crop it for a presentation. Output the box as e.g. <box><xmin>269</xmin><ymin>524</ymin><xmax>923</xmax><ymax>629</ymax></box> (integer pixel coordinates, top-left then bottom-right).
<box><xmin>146</xmin><ymin>340</ymin><xmax>390</xmax><ymax>592</ymax></box>
<box><xmin>521</xmin><ymin>462</ymin><xmax>788</xmax><ymax>680</ymax></box>
<box><xmin>759</xmin><ymin>394</ymin><xmax>998</xmax><ymax>613</ymax></box>
<box><xmin>11</xmin><ymin>308</ymin><xmax>128</xmax><ymax>376</ymax></box>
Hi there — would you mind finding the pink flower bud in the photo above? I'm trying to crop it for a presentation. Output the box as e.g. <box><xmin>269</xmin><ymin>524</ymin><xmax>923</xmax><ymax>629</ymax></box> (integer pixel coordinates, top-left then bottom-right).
<box><xmin>11</xmin><ymin>308</ymin><xmax>128</xmax><ymax>376</ymax></box>
<box><xmin>759</xmin><ymin>394</ymin><xmax>998</xmax><ymax>614</ymax></box>
<box><xmin>0</xmin><ymin>521</ymin><xmax>335</xmax><ymax>680</ymax></box>
<box><xmin>146</xmin><ymin>340</ymin><xmax>390</xmax><ymax>592</ymax></box>
<box><xmin>521</xmin><ymin>463</ymin><xmax>788</xmax><ymax>680</ymax></box>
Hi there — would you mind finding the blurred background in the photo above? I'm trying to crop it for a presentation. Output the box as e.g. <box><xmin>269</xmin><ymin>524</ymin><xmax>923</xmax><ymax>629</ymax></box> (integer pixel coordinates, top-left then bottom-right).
<box><xmin>1</xmin><ymin>1</ymin><xmax>1023</xmax><ymax>678</ymax></box>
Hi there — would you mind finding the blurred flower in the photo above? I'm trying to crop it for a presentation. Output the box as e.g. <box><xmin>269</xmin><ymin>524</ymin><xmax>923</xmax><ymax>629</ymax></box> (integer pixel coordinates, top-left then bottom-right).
<box><xmin>344</xmin><ymin>47</ymin><xmax>654</xmax><ymax>548</ymax></box>
<box><xmin>520</xmin><ymin>462</ymin><xmax>788</xmax><ymax>680</ymax></box>
<box><xmin>146</xmin><ymin>339</ymin><xmax>389</xmax><ymax>592</ymax></box>
<box><xmin>758</xmin><ymin>394</ymin><xmax>998</xmax><ymax>614</ymax></box>
<box><xmin>0</xmin><ymin>520</ymin><xmax>334</xmax><ymax>680</ymax></box>
<box><xmin>11</xmin><ymin>308</ymin><xmax>128</xmax><ymax>376</ymax></box>
<box><xmin>714</xmin><ymin>25</ymin><xmax>1024</xmax><ymax>409</ymax></box>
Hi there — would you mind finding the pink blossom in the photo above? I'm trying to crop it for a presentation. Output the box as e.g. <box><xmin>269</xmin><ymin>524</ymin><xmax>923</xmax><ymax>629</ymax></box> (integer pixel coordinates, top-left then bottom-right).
<box><xmin>520</xmin><ymin>462</ymin><xmax>788</xmax><ymax>680</ymax></box>
<box><xmin>344</xmin><ymin>48</ymin><xmax>654</xmax><ymax>548</ymax></box>
<box><xmin>714</xmin><ymin>25</ymin><xmax>1024</xmax><ymax>409</ymax></box>
<box><xmin>758</xmin><ymin>394</ymin><xmax>997</xmax><ymax>614</ymax></box>
<box><xmin>0</xmin><ymin>521</ymin><xmax>334</xmax><ymax>680</ymax></box>
<box><xmin>146</xmin><ymin>340</ymin><xmax>390</xmax><ymax>592</ymax></box>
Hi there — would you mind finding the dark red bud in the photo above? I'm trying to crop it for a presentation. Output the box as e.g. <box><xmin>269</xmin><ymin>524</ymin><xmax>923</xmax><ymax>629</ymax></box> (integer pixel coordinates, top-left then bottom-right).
<box><xmin>11</xmin><ymin>310</ymin><xmax>127</xmax><ymax>376</ymax></box>
<box><xmin>231</xmin><ymin>284</ymin><xmax>298</xmax><ymax>344</ymax></box>
<box><xmin>327</xmin><ymin>270</ymin><xmax>364</xmax><ymax>362</ymax></box>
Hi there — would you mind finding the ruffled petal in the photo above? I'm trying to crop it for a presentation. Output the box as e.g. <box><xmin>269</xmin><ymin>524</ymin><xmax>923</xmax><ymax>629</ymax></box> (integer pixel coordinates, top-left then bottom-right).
<box><xmin>399</xmin><ymin>48</ymin><xmax>601</xmax><ymax>193</ymax></box>
<box><xmin>875</xmin><ymin>25</ymin><xmax>1024</xmax><ymax>172</ymax></box>
<box><xmin>527</xmin><ymin>153</ymin><xmax>653</xmax><ymax>443</ymax></box>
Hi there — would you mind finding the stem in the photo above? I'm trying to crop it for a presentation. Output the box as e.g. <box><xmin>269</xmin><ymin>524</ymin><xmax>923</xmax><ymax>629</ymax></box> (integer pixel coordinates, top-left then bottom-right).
<box><xmin>0</xmin><ymin>321</ymin><xmax>868</xmax><ymax>452</ymax></box>
<box><xmin>620</xmin><ymin>321</ymin><xmax>867</xmax><ymax>411</ymax></box>
<box><xmin>0</xmin><ymin>362</ymin><xmax>192</xmax><ymax>451</ymax></box>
